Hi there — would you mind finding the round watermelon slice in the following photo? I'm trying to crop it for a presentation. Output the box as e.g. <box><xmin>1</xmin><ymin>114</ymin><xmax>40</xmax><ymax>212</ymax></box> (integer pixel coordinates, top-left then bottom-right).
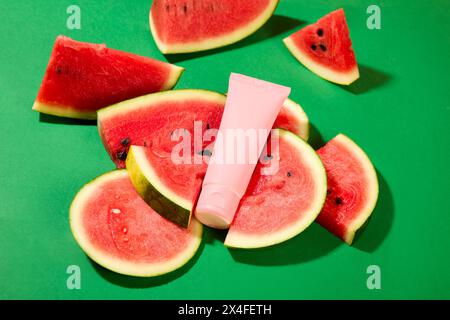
<box><xmin>70</xmin><ymin>170</ymin><xmax>202</xmax><ymax>277</ymax></box>
<box><xmin>33</xmin><ymin>36</ymin><xmax>184</xmax><ymax>119</ymax></box>
<box><xmin>316</xmin><ymin>134</ymin><xmax>378</xmax><ymax>245</ymax></box>
<box><xmin>150</xmin><ymin>0</ymin><xmax>279</xmax><ymax>53</ymax></box>
<box><xmin>97</xmin><ymin>89</ymin><xmax>309</xmax><ymax>169</ymax></box>
<box><xmin>127</xmin><ymin>129</ymin><xmax>327</xmax><ymax>248</ymax></box>
<box><xmin>283</xmin><ymin>9</ymin><xmax>359</xmax><ymax>85</ymax></box>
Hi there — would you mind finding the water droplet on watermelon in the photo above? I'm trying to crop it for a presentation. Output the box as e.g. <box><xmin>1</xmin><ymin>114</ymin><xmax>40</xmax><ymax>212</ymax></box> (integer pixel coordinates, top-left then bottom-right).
<box><xmin>110</xmin><ymin>208</ymin><xmax>121</xmax><ymax>214</ymax></box>
<box><xmin>122</xmin><ymin>227</ymin><xmax>128</xmax><ymax>234</ymax></box>
<box><xmin>123</xmin><ymin>237</ymin><xmax>128</xmax><ymax>242</ymax></box>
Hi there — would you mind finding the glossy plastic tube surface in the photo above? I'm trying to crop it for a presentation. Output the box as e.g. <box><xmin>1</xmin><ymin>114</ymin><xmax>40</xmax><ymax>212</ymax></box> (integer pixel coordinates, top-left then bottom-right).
<box><xmin>195</xmin><ymin>73</ymin><xmax>291</xmax><ymax>229</ymax></box>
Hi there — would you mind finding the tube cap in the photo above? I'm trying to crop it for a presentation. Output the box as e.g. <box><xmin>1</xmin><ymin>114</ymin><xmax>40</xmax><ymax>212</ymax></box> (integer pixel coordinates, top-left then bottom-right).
<box><xmin>195</xmin><ymin>185</ymin><xmax>241</xmax><ymax>229</ymax></box>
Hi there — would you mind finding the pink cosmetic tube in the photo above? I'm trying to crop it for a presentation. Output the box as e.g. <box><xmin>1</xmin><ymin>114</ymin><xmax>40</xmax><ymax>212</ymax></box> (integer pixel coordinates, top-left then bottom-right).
<box><xmin>195</xmin><ymin>73</ymin><xmax>291</xmax><ymax>229</ymax></box>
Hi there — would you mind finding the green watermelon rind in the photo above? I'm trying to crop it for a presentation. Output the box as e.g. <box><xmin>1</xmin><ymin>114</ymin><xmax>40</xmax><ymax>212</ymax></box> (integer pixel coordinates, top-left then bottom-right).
<box><xmin>149</xmin><ymin>0</ymin><xmax>279</xmax><ymax>54</ymax></box>
<box><xmin>32</xmin><ymin>63</ymin><xmax>184</xmax><ymax>120</ymax></box>
<box><xmin>283</xmin><ymin>36</ymin><xmax>359</xmax><ymax>85</ymax></box>
<box><xmin>69</xmin><ymin>170</ymin><xmax>203</xmax><ymax>277</ymax></box>
<box><xmin>127</xmin><ymin>145</ymin><xmax>193</xmax><ymax>228</ymax></box>
<box><xmin>327</xmin><ymin>134</ymin><xmax>379</xmax><ymax>245</ymax></box>
<box><xmin>224</xmin><ymin>129</ymin><xmax>328</xmax><ymax>249</ymax></box>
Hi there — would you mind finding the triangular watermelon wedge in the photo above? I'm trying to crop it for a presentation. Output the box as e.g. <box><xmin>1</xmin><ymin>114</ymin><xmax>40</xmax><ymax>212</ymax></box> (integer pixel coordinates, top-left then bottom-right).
<box><xmin>283</xmin><ymin>9</ymin><xmax>359</xmax><ymax>85</ymax></box>
<box><xmin>33</xmin><ymin>36</ymin><xmax>184</xmax><ymax>119</ymax></box>
<box><xmin>150</xmin><ymin>0</ymin><xmax>279</xmax><ymax>54</ymax></box>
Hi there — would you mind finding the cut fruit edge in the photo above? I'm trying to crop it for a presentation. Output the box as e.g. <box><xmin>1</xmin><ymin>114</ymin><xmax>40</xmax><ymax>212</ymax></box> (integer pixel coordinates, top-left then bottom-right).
<box><xmin>283</xmin><ymin>37</ymin><xmax>359</xmax><ymax>85</ymax></box>
<box><xmin>282</xmin><ymin>98</ymin><xmax>310</xmax><ymax>141</ymax></box>
<box><xmin>97</xmin><ymin>89</ymin><xmax>309</xmax><ymax>163</ymax></box>
<box><xmin>224</xmin><ymin>129</ymin><xmax>328</xmax><ymax>249</ymax></box>
<box><xmin>69</xmin><ymin>170</ymin><xmax>203</xmax><ymax>277</ymax></box>
<box><xmin>126</xmin><ymin>145</ymin><xmax>193</xmax><ymax>228</ymax></box>
<box><xmin>149</xmin><ymin>0</ymin><xmax>279</xmax><ymax>54</ymax></box>
<box><xmin>331</xmin><ymin>134</ymin><xmax>378</xmax><ymax>245</ymax></box>
<box><xmin>32</xmin><ymin>64</ymin><xmax>184</xmax><ymax>120</ymax></box>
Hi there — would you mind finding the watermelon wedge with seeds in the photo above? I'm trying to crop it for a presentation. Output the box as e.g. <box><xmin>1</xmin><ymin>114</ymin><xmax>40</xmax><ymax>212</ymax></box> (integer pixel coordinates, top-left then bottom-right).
<box><xmin>316</xmin><ymin>134</ymin><xmax>378</xmax><ymax>244</ymax></box>
<box><xmin>33</xmin><ymin>36</ymin><xmax>184</xmax><ymax>119</ymax></box>
<box><xmin>97</xmin><ymin>89</ymin><xmax>309</xmax><ymax>169</ymax></box>
<box><xmin>283</xmin><ymin>9</ymin><xmax>359</xmax><ymax>85</ymax></box>
<box><xmin>150</xmin><ymin>0</ymin><xmax>279</xmax><ymax>54</ymax></box>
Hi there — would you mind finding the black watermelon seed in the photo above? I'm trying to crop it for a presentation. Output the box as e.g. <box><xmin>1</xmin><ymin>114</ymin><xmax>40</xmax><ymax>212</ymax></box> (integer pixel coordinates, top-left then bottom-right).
<box><xmin>317</xmin><ymin>28</ymin><xmax>324</xmax><ymax>36</ymax></box>
<box><xmin>287</xmin><ymin>171</ymin><xmax>292</xmax><ymax>177</ymax></box>
<box><xmin>202</xmin><ymin>150</ymin><xmax>212</xmax><ymax>157</ymax></box>
<box><xmin>165</xmin><ymin>4</ymin><xmax>170</xmax><ymax>12</ymax></box>
<box><xmin>117</xmin><ymin>150</ymin><xmax>127</xmax><ymax>161</ymax></box>
<box><xmin>320</xmin><ymin>44</ymin><xmax>327</xmax><ymax>51</ymax></box>
<box><xmin>335</xmin><ymin>197</ymin><xmax>343</xmax><ymax>205</ymax></box>
<box><xmin>206</xmin><ymin>123</ymin><xmax>211</xmax><ymax>130</ymax></box>
<box><xmin>182</xmin><ymin>4</ymin><xmax>187</xmax><ymax>14</ymax></box>
<box><xmin>120</xmin><ymin>137</ymin><xmax>130</xmax><ymax>146</ymax></box>
<box><xmin>311</xmin><ymin>44</ymin><xmax>317</xmax><ymax>51</ymax></box>
<box><xmin>55</xmin><ymin>66</ymin><xmax>62</xmax><ymax>74</ymax></box>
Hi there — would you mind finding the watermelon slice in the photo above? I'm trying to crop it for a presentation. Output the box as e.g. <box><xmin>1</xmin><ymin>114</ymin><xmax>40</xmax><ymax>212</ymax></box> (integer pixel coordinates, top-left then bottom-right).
<box><xmin>224</xmin><ymin>130</ymin><xmax>327</xmax><ymax>248</ymax></box>
<box><xmin>70</xmin><ymin>170</ymin><xmax>202</xmax><ymax>277</ymax></box>
<box><xmin>150</xmin><ymin>0</ymin><xmax>279</xmax><ymax>53</ymax></box>
<box><xmin>97</xmin><ymin>89</ymin><xmax>309</xmax><ymax>168</ymax></box>
<box><xmin>33</xmin><ymin>36</ymin><xmax>184</xmax><ymax>119</ymax></box>
<box><xmin>316</xmin><ymin>134</ymin><xmax>378</xmax><ymax>245</ymax></box>
<box><xmin>283</xmin><ymin>9</ymin><xmax>359</xmax><ymax>85</ymax></box>
<box><xmin>127</xmin><ymin>129</ymin><xmax>327</xmax><ymax>248</ymax></box>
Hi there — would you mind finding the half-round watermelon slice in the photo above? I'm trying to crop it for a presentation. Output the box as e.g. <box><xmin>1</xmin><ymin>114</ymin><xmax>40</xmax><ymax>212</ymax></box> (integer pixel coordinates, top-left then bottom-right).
<box><xmin>150</xmin><ymin>0</ymin><xmax>279</xmax><ymax>54</ymax></box>
<box><xmin>283</xmin><ymin>9</ymin><xmax>359</xmax><ymax>85</ymax></box>
<box><xmin>127</xmin><ymin>129</ymin><xmax>327</xmax><ymax>248</ymax></box>
<box><xmin>224</xmin><ymin>130</ymin><xmax>327</xmax><ymax>248</ymax></box>
<box><xmin>70</xmin><ymin>170</ymin><xmax>202</xmax><ymax>277</ymax></box>
<box><xmin>97</xmin><ymin>89</ymin><xmax>309</xmax><ymax>168</ymax></box>
<box><xmin>316</xmin><ymin>134</ymin><xmax>378</xmax><ymax>245</ymax></box>
<box><xmin>33</xmin><ymin>36</ymin><xmax>184</xmax><ymax>119</ymax></box>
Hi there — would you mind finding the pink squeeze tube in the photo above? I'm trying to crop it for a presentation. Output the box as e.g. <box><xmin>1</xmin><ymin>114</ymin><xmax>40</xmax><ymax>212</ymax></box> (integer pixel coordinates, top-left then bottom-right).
<box><xmin>195</xmin><ymin>73</ymin><xmax>291</xmax><ymax>229</ymax></box>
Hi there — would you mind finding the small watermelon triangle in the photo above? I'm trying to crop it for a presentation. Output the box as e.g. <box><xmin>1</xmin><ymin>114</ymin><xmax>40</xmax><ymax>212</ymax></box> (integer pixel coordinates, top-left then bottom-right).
<box><xmin>283</xmin><ymin>9</ymin><xmax>359</xmax><ymax>85</ymax></box>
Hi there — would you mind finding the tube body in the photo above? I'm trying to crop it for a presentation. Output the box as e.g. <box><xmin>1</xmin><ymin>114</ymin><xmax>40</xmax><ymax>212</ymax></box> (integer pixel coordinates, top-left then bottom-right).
<box><xmin>195</xmin><ymin>73</ymin><xmax>291</xmax><ymax>229</ymax></box>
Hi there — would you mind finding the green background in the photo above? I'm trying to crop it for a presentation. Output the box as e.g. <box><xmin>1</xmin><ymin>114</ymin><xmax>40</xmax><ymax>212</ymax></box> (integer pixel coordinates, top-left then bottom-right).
<box><xmin>1</xmin><ymin>0</ymin><xmax>449</xmax><ymax>299</ymax></box>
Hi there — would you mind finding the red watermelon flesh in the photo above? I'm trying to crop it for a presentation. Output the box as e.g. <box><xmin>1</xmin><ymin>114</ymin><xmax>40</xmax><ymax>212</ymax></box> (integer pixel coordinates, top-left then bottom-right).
<box><xmin>70</xmin><ymin>170</ymin><xmax>202</xmax><ymax>276</ymax></box>
<box><xmin>283</xmin><ymin>9</ymin><xmax>359</xmax><ymax>85</ymax></box>
<box><xmin>316</xmin><ymin>134</ymin><xmax>378</xmax><ymax>244</ymax></box>
<box><xmin>98</xmin><ymin>90</ymin><xmax>309</xmax><ymax>168</ymax></box>
<box><xmin>150</xmin><ymin>0</ymin><xmax>279</xmax><ymax>53</ymax></box>
<box><xmin>127</xmin><ymin>128</ymin><xmax>326</xmax><ymax>248</ymax></box>
<box><xmin>33</xmin><ymin>36</ymin><xmax>183</xmax><ymax>119</ymax></box>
